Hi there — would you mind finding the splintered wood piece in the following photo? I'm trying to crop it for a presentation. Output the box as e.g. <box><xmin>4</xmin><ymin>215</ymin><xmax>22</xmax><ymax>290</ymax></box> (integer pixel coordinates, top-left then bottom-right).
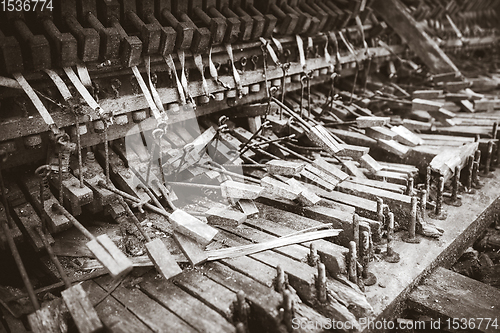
<box><xmin>61</xmin><ymin>284</ymin><xmax>102</xmax><ymax>333</ymax></box>
<box><xmin>378</xmin><ymin>139</ymin><xmax>410</xmax><ymax>157</ymax></box>
<box><xmin>28</xmin><ymin>299</ymin><xmax>67</xmax><ymax>333</ymax></box>
<box><xmin>86</xmin><ymin>234</ymin><xmax>133</xmax><ymax>279</ymax></box>
<box><xmin>207</xmin><ymin>228</ymin><xmax>340</xmax><ymax>261</ymax></box>
<box><xmin>408</xmin><ymin>267</ymin><xmax>500</xmax><ymax>333</ymax></box>
<box><xmin>390</xmin><ymin>125</ymin><xmax>423</xmax><ymax>147</ymax></box>
<box><xmin>265</xmin><ymin>160</ymin><xmax>305</xmax><ymax>176</ymax></box>
<box><xmin>221</xmin><ymin>181</ymin><xmax>263</xmax><ymax>200</ymax></box>
<box><xmin>286</xmin><ymin>178</ymin><xmax>321</xmax><ymax>206</ymax></box>
<box><xmin>173</xmin><ymin>231</ymin><xmax>207</xmax><ymax>266</ymax></box>
<box><xmin>365</xmin><ymin>126</ymin><xmax>397</xmax><ymax>141</ymax></box>
<box><xmin>430</xmin><ymin>142</ymin><xmax>478</xmax><ymax>182</ymax></box>
<box><xmin>145</xmin><ymin>238</ymin><xmax>182</xmax><ymax>279</ymax></box>
<box><xmin>169</xmin><ymin>209</ymin><xmax>218</xmax><ymax>246</ymax></box>
<box><xmin>412</xmin><ymin>98</ymin><xmax>443</xmax><ymax>112</ymax></box>
<box><xmin>312</xmin><ymin>157</ymin><xmax>349</xmax><ymax>182</ymax></box>
<box><xmin>206</xmin><ymin>206</ymin><xmax>247</xmax><ymax>227</ymax></box>
<box><xmin>337</xmin><ymin>144</ymin><xmax>370</xmax><ymax>159</ymax></box>
<box><xmin>358</xmin><ymin>154</ymin><xmax>383</xmax><ymax>174</ymax></box>
<box><xmin>237</xmin><ymin>199</ymin><xmax>259</xmax><ymax>218</ymax></box>
<box><xmin>261</xmin><ymin>176</ymin><xmax>301</xmax><ymax>200</ymax></box>
<box><xmin>355</xmin><ymin>116</ymin><xmax>390</xmax><ymax>128</ymax></box>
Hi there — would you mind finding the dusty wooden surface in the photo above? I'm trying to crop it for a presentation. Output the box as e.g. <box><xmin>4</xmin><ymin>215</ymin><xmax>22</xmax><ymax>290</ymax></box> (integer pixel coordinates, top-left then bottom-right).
<box><xmin>408</xmin><ymin>267</ymin><xmax>500</xmax><ymax>333</ymax></box>
<box><xmin>363</xmin><ymin>169</ymin><xmax>500</xmax><ymax>332</ymax></box>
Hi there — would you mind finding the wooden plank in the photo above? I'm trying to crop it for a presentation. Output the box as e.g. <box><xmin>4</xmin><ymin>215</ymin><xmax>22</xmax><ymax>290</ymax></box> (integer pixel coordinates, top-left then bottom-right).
<box><xmin>300</xmin><ymin>169</ymin><xmax>335</xmax><ymax>191</ymax></box>
<box><xmin>358</xmin><ymin>154</ymin><xmax>383</xmax><ymax>174</ymax></box>
<box><xmin>261</xmin><ymin>176</ymin><xmax>301</xmax><ymax>200</ymax></box>
<box><xmin>172</xmin><ymin>231</ymin><xmax>207</xmax><ymax>266</ymax></box>
<box><xmin>408</xmin><ymin>267</ymin><xmax>500</xmax><ymax>333</ymax></box>
<box><xmin>365</xmin><ymin>126</ymin><xmax>397</xmax><ymax>141</ymax></box>
<box><xmin>412</xmin><ymin>98</ymin><xmax>443</xmax><ymax>112</ymax></box>
<box><xmin>94</xmin><ymin>273</ymin><xmax>196</xmax><ymax>332</ymax></box>
<box><xmin>377</xmin><ymin>139</ymin><xmax>410</xmax><ymax>157</ymax></box>
<box><xmin>304</xmin><ymin>164</ymin><xmax>343</xmax><ymax>187</ymax></box>
<box><xmin>139</xmin><ymin>270</ymin><xmax>235</xmax><ymax>333</ymax></box>
<box><xmin>172</xmin><ymin>269</ymin><xmax>237</xmax><ymax>320</ymax></box>
<box><xmin>390</xmin><ymin>125</ymin><xmax>423</xmax><ymax>147</ymax></box>
<box><xmin>372</xmin><ymin>0</ymin><xmax>460</xmax><ymax>74</ymax></box>
<box><xmin>311</xmin><ymin>157</ymin><xmax>349</xmax><ymax>182</ymax></box>
<box><xmin>244</xmin><ymin>216</ymin><xmax>348</xmax><ymax>275</ymax></box>
<box><xmin>169</xmin><ymin>209</ymin><xmax>218</xmax><ymax>246</ymax></box>
<box><xmin>342</xmin><ymin>160</ymin><xmax>368</xmax><ymax>179</ymax></box>
<box><xmin>81</xmin><ymin>280</ymin><xmax>153</xmax><ymax>333</ymax></box>
<box><xmin>206</xmin><ymin>206</ymin><xmax>247</xmax><ymax>226</ymax></box>
<box><xmin>145</xmin><ymin>238</ymin><xmax>183</xmax><ymax>279</ymax></box>
<box><xmin>346</xmin><ymin>177</ymin><xmax>405</xmax><ymax>194</ymax></box>
<box><xmin>61</xmin><ymin>284</ymin><xmax>102</xmax><ymax>333</ymax></box>
<box><xmin>266</xmin><ymin>159</ymin><xmax>305</xmax><ymax>176</ymax></box>
<box><xmin>337</xmin><ymin>144</ymin><xmax>371</xmax><ymax>159</ymax></box>
<box><xmin>257</xmin><ymin>195</ymin><xmax>353</xmax><ymax>247</ymax></box>
<box><xmin>286</xmin><ymin>178</ymin><xmax>322</xmax><ymax>206</ymax></box>
<box><xmin>335</xmin><ymin>181</ymin><xmax>412</xmax><ymax>226</ymax></box>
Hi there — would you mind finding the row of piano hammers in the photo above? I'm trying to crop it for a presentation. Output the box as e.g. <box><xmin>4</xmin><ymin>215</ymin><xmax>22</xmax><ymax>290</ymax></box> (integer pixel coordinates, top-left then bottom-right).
<box><xmin>0</xmin><ymin>0</ymin><xmax>377</xmax><ymax>73</ymax></box>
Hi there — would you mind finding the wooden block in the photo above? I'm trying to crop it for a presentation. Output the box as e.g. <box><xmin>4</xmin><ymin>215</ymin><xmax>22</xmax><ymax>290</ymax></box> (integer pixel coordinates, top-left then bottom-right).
<box><xmin>260</xmin><ymin>176</ymin><xmax>301</xmax><ymax>200</ymax></box>
<box><xmin>365</xmin><ymin>126</ymin><xmax>397</xmax><ymax>141</ymax></box>
<box><xmin>342</xmin><ymin>160</ymin><xmax>367</xmax><ymax>179</ymax></box>
<box><xmin>412</xmin><ymin>90</ymin><xmax>442</xmax><ymax>99</ymax></box>
<box><xmin>49</xmin><ymin>172</ymin><xmax>93</xmax><ymax>216</ymax></box>
<box><xmin>304</xmin><ymin>164</ymin><xmax>342</xmax><ymax>188</ymax></box>
<box><xmin>474</xmin><ymin>99</ymin><xmax>495</xmax><ymax>112</ymax></box>
<box><xmin>358</xmin><ymin>154</ymin><xmax>383</xmax><ymax>173</ymax></box>
<box><xmin>337</xmin><ymin>144</ymin><xmax>370</xmax><ymax>159</ymax></box>
<box><xmin>27</xmin><ymin>299</ymin><xmax>66</xmax><ymax>333</ymax></box>
<box><xmin>265</xmin><ymin>160</ymin><xmax>304</xmax><ymax>176</ymax></box>
<box><xmin>61</xmin><ymin>284</ymin><xmax>102</xmax><ymax>333</ymax></box>
<box><xmin>311</xmin><ymin>157</ymin><xmax>349</xmax><ymax>182</ymax></box>
<box><xmin>145</xmin><ymin>238</ymin><xmax>183</xmax><ymax>279</ymax></box>
<box><xmin>173</xmin><ymin>231</ymin><xmax>207</xmax><ymax>266</ymax></box>
<box><xmin>237</xmin><ymin>199</ymin><xmax>259</xmax><ymax>218</ymax></box>
<box><xmin>390</xmin><ymin>125</ymin><xmax>423</xmax><ymax>147</ymax></box>
<box><xmin>307</xmin><ymin>126</ymin><xmax>343</xmax><ymax>154</ymax></box>
<box><xmin>408</xmin><ymin>267</ymin><xmax>500</xmax><ymax>333</ymax></box>
<box><xmin>221</xmin><ymin>181</ymin><xmax>262</xmax><ymax>200</ymax></box>
<box><xmin>169</xmin><ymin>209</ymin><xmax>218</xmax><ymax>246</ymax></box>
<box><xmin>460</xmin><ymin>100</ymin><xmax>475</xmax><ymax>113</ymax></box>
<box><xmin>299</xmin><ymin>169</ymin><xmax>335</xmax><ymax>191</ymax></box>
<box><xmin>206</xmin><ymin>206</ymin><xmax>247</xmax><ymax>227</ymax></box>
<box><xmin>355</xmin><ymin>116</ymin><xmax>390</xmax><ymax>128</ymax></box>
<box><xmin>402</xmin><ymin>119</ymin><xmax>432</xmax><ymax>131</ymax></box>
<box><xmin>412</xmin><ymin>98</ymin><xmax>443</xmax><ymax>112</ymax></box>
<box><xmin>430</xmin><ymin>142</ymin><xmax>478</xmax><ymax>182</ymax></box>
<box><xmin>378</xmin><ymin>139</ymin><xmax>410</xmax><ymax>157</ymax></box>
<box><xmin>286</xmin><ymin>178</ymin><xmax>321</xmax><ymax>206</ymax></box>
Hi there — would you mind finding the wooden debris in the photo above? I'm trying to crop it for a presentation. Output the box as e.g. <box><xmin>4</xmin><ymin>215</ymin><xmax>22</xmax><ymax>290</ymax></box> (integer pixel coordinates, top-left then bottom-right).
<box><xmin>265</xmin><ymin>160</ymin><xmax>304</xmax><ymax>176</ymax></box>
<box><xmin>173</xmin><ymin>231</ymin><xmax>207</xmax><ymax>266</ymax></box>
<box><xmin>312</xmin><ymin>157</ymin><xmax>349</xmax><ymax>182</ymax></box>
<box><xmin>378</xmin><ymin>139</ymin><xmax>410</xmax><ymax>157</ymax></box>
<box><xmin>169</xmin><ymin>210</ymin><xmax>218</xmax><ymax>246</ymax></box>
<box><xmin>355</xmin><ymin>116</ymin><xmax>390</xmax><ymax>128</ymax></box>
<box><xmin>359</xmin><ymin>154</ymin><xmax>383</xmax><ymax>174</ymax></box>
<box><xmin>237</xmin><ymin>199</ymin><xmax>259</xmax><ymax>218</ymax></box>
<box><xmin>261</xmin><ymin>176</ymin><xmax>301</xmax><ymax>200</ymax></box>
<box><xmin>412</xmin><ymin>98</ymin><xmax>443</xmax><ymax>112</ymax></box>
<box><xmin>206</xmin><ymin>206</ymin><xmax>247</xmax><ymax>227</ymax></box>
<box><xmin>390</xmin><ymin>125</ymin><xmax>423</xmax><ymax>146</ymax></box>
<box><xmin>221</xmin><ymin>181</ymin><xmax>263</xmax><ymax>200</ymax></box>
<box><xmin>365</xmin><ymin>126</ymin><xmax>397</xmax><ymax>141</ymax></box>
<box><xmin>286</xmin><ymin>178</ymin><xmax>322</xmax><ymax>206</ymax></box>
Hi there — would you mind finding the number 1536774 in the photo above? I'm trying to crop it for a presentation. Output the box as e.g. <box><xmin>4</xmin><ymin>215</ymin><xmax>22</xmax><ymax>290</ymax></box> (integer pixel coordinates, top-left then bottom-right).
<box><xmin>1</xmin><ymin>0</ymin><xmax>53</xmax><ymax>12</ymax></box>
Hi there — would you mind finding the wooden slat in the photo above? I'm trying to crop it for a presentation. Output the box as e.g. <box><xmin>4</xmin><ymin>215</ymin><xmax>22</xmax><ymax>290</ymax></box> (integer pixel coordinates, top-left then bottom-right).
<box><xmin>140</xmin><ymin>270</ymin><xmax>235</xmax><ymax>333</ymax></box>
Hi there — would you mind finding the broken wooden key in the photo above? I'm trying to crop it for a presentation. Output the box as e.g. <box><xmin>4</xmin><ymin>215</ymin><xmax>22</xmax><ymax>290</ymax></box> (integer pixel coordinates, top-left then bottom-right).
<box><xmin>52</xmin><ymin>201</ymin><xmax>133</xmax><ymax>278</ymax></box>
<box><xmin>123</xmin><ymin>200</ymin><xmax>182</xmax><ymax>279</ymax></box>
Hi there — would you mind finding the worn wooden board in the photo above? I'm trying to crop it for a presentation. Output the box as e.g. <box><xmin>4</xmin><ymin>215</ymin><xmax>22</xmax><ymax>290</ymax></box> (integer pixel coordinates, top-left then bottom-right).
<box><xmin>94</xmin><ymin>273</ymin><xmax>196</xmax><ymax>332</ymax></box>
<box><xmin>408</xmin><ymin>267</ymin><xmax>500</xmax><ymax>333</ymax></box>
<box><xmin>139</xmin><ymin>270</ymin><xmax>235</xmax><ymax>333</ymax></box>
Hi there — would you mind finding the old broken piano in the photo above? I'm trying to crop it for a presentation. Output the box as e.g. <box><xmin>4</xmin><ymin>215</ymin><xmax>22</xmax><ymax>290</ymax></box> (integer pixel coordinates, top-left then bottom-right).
<box><xmin>1</xmin><ymin>0</ymin><xmax>500</xmax><ymax>332</ymax></box>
